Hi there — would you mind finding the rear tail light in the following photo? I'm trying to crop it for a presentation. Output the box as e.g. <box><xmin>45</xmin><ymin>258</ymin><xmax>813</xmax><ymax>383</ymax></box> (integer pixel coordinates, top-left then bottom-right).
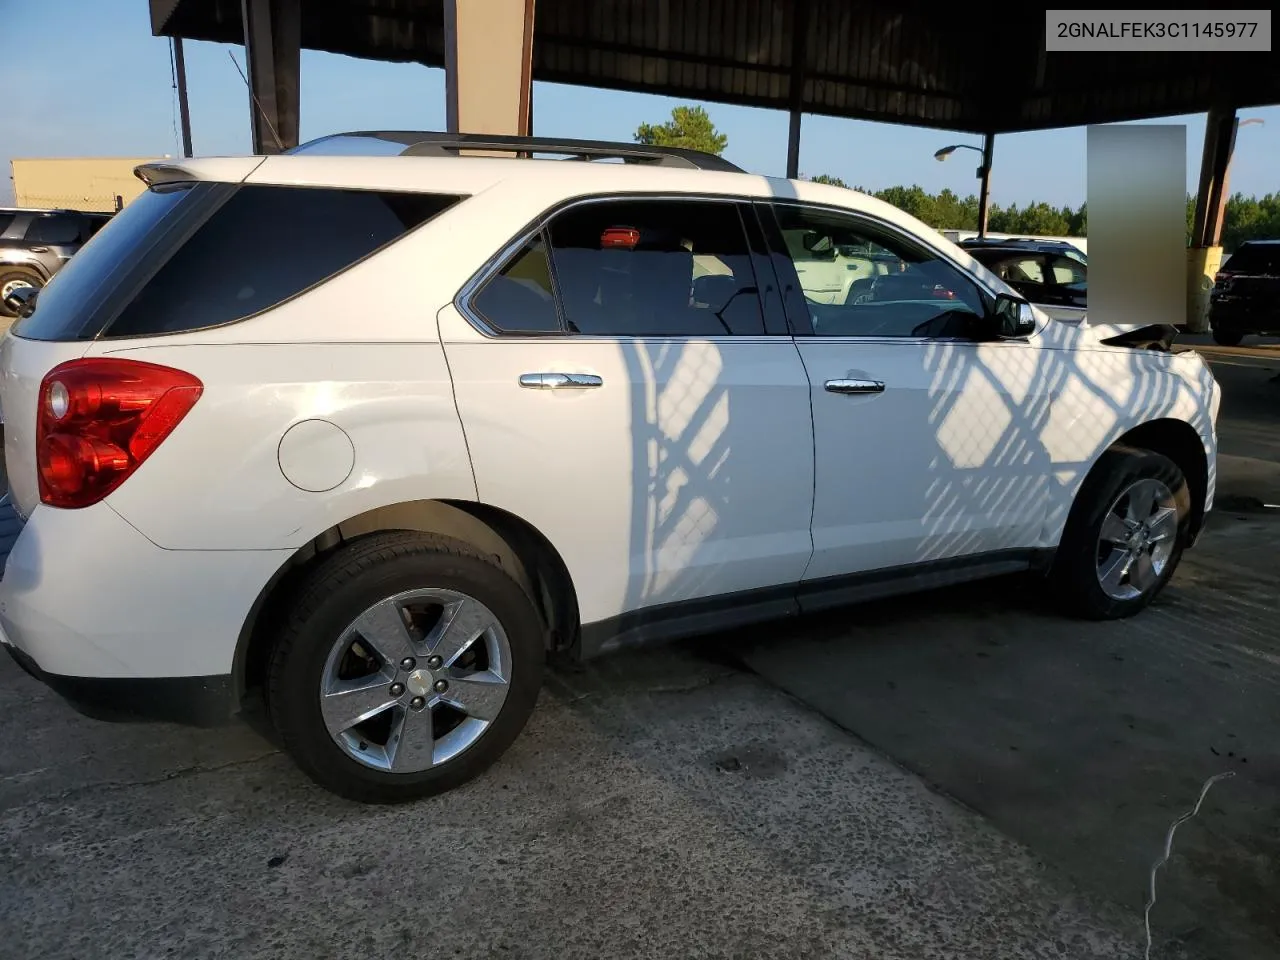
<box><xmin>36</xmin><ymin>358</ymin><xmax>203</xmax><ymax>509</ymax></box>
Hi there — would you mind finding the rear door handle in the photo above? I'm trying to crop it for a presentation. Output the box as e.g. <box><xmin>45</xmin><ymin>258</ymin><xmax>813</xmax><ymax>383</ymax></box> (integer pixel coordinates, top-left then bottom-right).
<box><xmin>825</xmin><ymin>378</ymin><xmax>884</xmax><ymax>395</ymax></box>
<box><xmin>28</xmin><ymin>246</ymin><xmax>49</xmax><ymax>253</ymax></box>
<box><xmin>519</xmin><ymin>372</ymin><xmax>603</xmax><ymax>390</ymax></box>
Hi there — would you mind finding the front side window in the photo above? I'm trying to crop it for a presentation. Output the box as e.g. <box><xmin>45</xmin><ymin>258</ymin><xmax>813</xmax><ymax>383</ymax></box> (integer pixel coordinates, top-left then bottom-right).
<box><xmin>1047</xmin><ymin>255</ymin><xmax>1086</xmax><ymax>288</ymax></box>
<box><xmin>106</xmin><ymin>185</ymin><xmax>461</xmax><ymax>337</ymax></box>
<box><xmin>771</xmin><ymin>205</ymin><xmax>986</xmax><ymax>338</ymax></box>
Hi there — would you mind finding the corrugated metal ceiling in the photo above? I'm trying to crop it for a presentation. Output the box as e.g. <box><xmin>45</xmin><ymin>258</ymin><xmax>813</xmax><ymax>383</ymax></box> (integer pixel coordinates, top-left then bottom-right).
<box><xmin>151</xmin><ymin>0</ymin><xmax>1280</xmax><ymax>134</ymax></box>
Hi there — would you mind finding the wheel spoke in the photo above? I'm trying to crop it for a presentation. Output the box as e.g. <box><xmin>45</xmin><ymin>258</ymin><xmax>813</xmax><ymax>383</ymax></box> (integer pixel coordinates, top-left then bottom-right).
<box><xmin>321</xmin><ymin>673</ymin><xmax>397</xmax><ymax>736</ymax></box>
<box><xmin>1124</xmin><ymin>481</ymin><xmax>1157</xmax><ymax>523</ymax></box>
<box><xmin>1130</xmin><ymin>550</ymin><xmax>1157</xmax><ymax>592</ymax></box>
<box><xmin>1146</xmin><ymin>505</ymin><xmax>1178</xmax><ymax>543</ymax></box>
<box><xmin>427</xmin><ymin>597</ymin><xmax>496</xmax><ymax>667</ymax></box>
<box><xmin>442</xmin><ymin>671</ymin><xmax>509</xmax><ymax>722</ymax></box>
<box><xmin>386</xmin><ymin>706</ymin><xmax>436</xmax><ymax>772</ymax></box>
<box><xmin>1098</xmin><ymin>548</ymin><xmax>1132</xmax><ymax>593</ymax></box>
<box><xmin>352</xmin><ymin>598</ymin><xmax>419</xmax><ymax>664</ymax></box>
<box><xmin>1099</xmin><ymin>511</ymin><xmax>1132</xmax><ymax>546</ymax></box>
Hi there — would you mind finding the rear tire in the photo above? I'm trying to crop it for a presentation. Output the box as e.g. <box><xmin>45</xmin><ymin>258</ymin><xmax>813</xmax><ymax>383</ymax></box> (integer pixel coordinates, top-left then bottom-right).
<box><xmin>1211</xmin><ymin>327</ymin><xmax>1244</xmax><ymax>346</ymax></box>
<box><xmin>0</xmin><ymin>266</ymin><xmax>42</xmax><ymax>319</ymax></box>
<box><xmin>267</xmin><ymin>531</ymin><xmax>545</xmax><ymax>803</ymax></box>
<box><xmin>1048</xmin><ymin>445</ymin><xmax>1190</xmax><ymax>620</ymax></box>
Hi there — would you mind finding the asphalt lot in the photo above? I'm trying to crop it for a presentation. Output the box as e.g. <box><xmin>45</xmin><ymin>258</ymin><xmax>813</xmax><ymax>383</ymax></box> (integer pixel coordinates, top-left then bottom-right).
<box><xmin>1</xmin><ymin>336</ymin><xmax>1277</xmax><ymax>959</ymax></box>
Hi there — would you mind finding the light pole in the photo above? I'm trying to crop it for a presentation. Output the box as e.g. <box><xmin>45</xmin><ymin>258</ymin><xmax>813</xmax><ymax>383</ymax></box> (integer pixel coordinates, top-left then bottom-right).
<box><xmin>935</xmin><ymin>134</ymin><xmax>995</xmax><ymax>238</ymax></box>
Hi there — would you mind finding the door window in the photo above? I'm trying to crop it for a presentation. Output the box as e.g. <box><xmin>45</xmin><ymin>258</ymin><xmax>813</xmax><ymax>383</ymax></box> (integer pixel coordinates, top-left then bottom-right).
<box><xmin>769</xmin><ymin>205</ymin><xmax>986</xmax><ymax>338</ymax></box>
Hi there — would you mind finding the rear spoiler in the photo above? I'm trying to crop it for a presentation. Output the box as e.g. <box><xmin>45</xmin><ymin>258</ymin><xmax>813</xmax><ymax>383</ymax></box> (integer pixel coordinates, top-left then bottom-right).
<box><xmin>133</xmin><ymin>157</ymin><xmax>268</xmax><ymax>187</ymax></box>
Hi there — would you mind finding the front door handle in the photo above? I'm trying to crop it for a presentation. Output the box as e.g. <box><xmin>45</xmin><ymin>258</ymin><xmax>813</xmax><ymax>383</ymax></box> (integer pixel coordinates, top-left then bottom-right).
<box><xmin>519</xmin><ymin>372</ymin><xmax>603</xmax><ymax>390</ymax></box>
<box><xmin>825</xmin><ymin>378</ymin><xmax>884</xmax><ymax>395</ymax></box>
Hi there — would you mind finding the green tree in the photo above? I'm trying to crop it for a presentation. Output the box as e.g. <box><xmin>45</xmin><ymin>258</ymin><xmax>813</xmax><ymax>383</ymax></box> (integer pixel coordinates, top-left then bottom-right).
<box><xmin>634</xmin><ymin>106</ymin><xmax>728</xmax><ymax>156</ymax></box>
<box><xmin>808</xmin><ymin>174</ymin><xmax>849</xmax><ymax>188</ymax></box>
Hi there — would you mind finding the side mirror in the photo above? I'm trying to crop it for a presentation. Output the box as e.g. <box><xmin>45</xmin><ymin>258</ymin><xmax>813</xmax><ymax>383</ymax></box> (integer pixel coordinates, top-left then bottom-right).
<box><xmin>2</xmin><ymin>285</ymin><xmax>39</xmax><ymax>319</ymax></box>
<box><xmin>993</xmin><ymin>293</ymin><xmax>1036</xmax><ymax>338</ymax></box>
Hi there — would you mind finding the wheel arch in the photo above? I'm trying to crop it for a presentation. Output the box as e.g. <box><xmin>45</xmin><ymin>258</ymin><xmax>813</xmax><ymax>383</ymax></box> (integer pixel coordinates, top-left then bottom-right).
<box><xmin>230</xmin><ymin>499</ymin><xmax>581</xmax><ymax>710</ymax></box>
<box><xmin>1110</xmin><ymin>417</ymin><xmax>1210</xmax><ymax>540</ymax></box>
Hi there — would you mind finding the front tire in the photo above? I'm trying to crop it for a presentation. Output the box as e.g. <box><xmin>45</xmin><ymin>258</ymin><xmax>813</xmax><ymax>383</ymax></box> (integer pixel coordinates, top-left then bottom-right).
<box><xmin>1048</xmin><ymin>446</ymin><xmax>1190</xmax><ymax>620</ymax></box>
<box><xmin>267</xmin><ymin>531</ymin><xmax>545</xmax><ymax>803</ymax></box>
<box><xmin>1211</xmin><ymin>327</ymin><xmax>1244</xmax><ymax>346</ymax></box>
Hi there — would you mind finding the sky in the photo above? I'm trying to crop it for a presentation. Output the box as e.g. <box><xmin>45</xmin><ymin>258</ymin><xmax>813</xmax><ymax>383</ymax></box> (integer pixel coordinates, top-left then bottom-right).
<box><xmin>3</xmin><ymin>2</ymin><xmax>1279</xmax><ymax>209</ymax></box>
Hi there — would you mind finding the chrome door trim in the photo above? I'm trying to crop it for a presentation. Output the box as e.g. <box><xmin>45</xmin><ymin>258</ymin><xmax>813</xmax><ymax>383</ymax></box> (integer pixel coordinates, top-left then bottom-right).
<box><xmin>824</xmin><ymin>378</ymin><xmax>885</xmax><ymax>395</ymax></box>
<box><xmin>519</xmin><ymin>372</ymin><xmax>604</xmax><ymax>389</ymax></box>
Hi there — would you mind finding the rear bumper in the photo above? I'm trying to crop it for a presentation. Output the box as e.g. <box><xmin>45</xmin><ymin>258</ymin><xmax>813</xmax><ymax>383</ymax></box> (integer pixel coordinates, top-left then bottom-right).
<box><xmin>0</xmin><ymin>495</ymin><xmax>289</xmax><ymax>726</ymax></box>
<box><xmin>1209</xmin><ymin>302</ymin><xmax>1278</xmax><ymax>331</ymax></box>
<box><xmin>3</xmin><ymin>642</ymin><xmax>233</xmax><ymax>726</ymax></box>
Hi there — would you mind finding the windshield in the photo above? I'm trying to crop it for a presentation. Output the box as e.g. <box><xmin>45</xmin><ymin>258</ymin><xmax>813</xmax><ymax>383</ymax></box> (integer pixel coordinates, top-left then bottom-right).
<box><xmin>11</xmin><ymin>183</ymin><xmax>213</xmax><ymax>341</ymax></box>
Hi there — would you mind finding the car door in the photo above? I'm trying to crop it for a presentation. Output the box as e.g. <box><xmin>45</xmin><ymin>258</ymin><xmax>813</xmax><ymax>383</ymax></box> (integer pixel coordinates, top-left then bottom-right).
<box><xmin>439</xmin><ymin>196</ymin><xmax>816</xmax><ymax>641</ymax></box>
<box><xmin>759</xmin><ymin>201</ymin><xmax>1055</xmax><ymax>589</ymax></box>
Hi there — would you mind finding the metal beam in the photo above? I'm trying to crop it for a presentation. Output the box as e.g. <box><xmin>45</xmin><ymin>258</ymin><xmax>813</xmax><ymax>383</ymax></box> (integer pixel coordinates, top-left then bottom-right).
<box><xmin>241</xmin><ymin>0</ymin><xmax>300</xmax><ymax>154</ymax></box>
<box><xmin>976</xmin><ymin>133</ymin><xmax>994</xmax><ymax>238</ymax></box>
<box><xmin>1191</xmin><ymin>106</ymin><xmax>1237</xmax><ymax>248</ymax></box>
<box><xmin>172</xmin><ymin>38</ymin><xmax>193</xmax><ymax>158</ymax></box>
<box><xmin>785</xmin><ymin>0</ymin><xmax>810</xmax><ymax>179</ymax></box>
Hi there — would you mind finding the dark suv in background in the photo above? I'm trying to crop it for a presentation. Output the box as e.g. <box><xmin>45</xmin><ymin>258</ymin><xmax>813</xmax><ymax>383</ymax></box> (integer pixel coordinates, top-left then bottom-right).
<box><xmin>1209</xmin><ymin>240</ymin><xmax>1280</xmax><ymax>345</ymax></box>
<box><xmin>0</xmin><ymin>208</ymin><xmax>114</xmax><ymax>319</ymax></box>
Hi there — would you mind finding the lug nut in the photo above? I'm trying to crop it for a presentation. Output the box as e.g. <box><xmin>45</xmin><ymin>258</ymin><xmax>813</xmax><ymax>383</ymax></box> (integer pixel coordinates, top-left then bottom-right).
<box><xmin>400</xmin><ymin>657</ymin><xmax>416</xmax><ymax>670</ymax></box>
<box><xmin>390</xmin><ymin>682</ymin><xmax>405</xmax><ymax>696</ymax></box>
<box><xmin>410</xmin><ymin>696</ymin><xmax>426</xmax><ymax>710</ymax></box>
<box><xmin>433</xmin><ymin>679</ymin><xmax>449</xmax><ymax>693</ymax></box>
<box><xmin>426</xmin><ymin>655</ymin><xmax>444</xmax><ymax>670</ymax></box>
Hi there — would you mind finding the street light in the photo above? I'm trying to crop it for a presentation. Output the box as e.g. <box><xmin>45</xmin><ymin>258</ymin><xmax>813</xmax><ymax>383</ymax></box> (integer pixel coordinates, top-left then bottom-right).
<box><xmin>935</xmin><ymin>137</ymin><xmax>995</xmax><ymax>238</ymax></box>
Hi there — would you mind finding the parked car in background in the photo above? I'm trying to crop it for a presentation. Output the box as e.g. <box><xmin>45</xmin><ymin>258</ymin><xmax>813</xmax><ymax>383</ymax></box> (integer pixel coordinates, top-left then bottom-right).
<box><xmin>0</xmin><ymin>132</ymin><xmax>1220</xmax><ymax>804</ymax></box>
<box><xmin>1208</xmin><ymin>240</ymin><xmax>1280</xmax><ymax>345</ymax></box>
<box><xmin>960</xmin><ymin>238</ymin><xmax>1087</xmax><ymax>320</ymax></box>
<box><xmin>0</xmin><ymin>208</ymin><xmax>114</xmax><ymax>320</ymax></box>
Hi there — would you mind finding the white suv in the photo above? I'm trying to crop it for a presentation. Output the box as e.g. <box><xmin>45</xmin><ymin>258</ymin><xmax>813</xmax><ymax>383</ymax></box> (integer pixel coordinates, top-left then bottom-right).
<box><xmin>0</xmin><ymin>132</ymin><xmax>1221</xmax><ymax>803</ymax></box>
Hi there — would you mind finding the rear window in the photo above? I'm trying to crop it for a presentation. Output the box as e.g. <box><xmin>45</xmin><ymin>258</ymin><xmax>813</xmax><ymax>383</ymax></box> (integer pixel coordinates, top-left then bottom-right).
<box><xmin>0</xmin><ymin>213</ymin><xmax>15</xmax><ymax>236</ymax></box>
<box><xmin>1223</xmin><ymin>244</ymin><xmax>1280</xmax><ymax>276</ymax></box>
<box><xmin>107</xmin><ymin>185</ymin><xmax>460</xmax><ymax>337</ymax></box>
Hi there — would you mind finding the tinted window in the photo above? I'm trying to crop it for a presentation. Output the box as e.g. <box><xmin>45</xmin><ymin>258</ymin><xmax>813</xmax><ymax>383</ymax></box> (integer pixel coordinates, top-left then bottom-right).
<box><xmin>471</xmin><ymin>237</ymin><xmax>560</xmax><ymax>333</ymax></box>
<box><xmin>546</xmin><ymin>199</ymin><xmax>766</xmax><ymax>337</ymax></box>
<box><xmin>772</xmin><ymin>205</ymin><xmax>985</xmax><ymax>338</ymax></box>
<box><xmin>13</xmin><ymin>184</ymin><xmax>202</xmax><ymax>341</ymax></box>
<box><xmin>1224</xmin><ymin>244</ymin><xmax>1280</xmax><ymax>275</ymax></box>
<box><xmin>0</xmin><ymin>214</ymin><xmax>15</xmax><ymax>236</ymax></box>
<box><xmin>25</xmin><ymin>214</ymin><xmax>82</xmax><ymax>245</ymax></box>
<box><xmin>108</xmin><ymin>185</ymin><xmax>459</xmax><ymax>337</ymax></box>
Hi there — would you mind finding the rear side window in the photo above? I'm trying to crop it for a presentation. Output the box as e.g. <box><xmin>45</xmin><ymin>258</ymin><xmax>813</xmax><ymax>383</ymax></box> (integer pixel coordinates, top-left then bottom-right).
<box><xmin>0</xmin><ymin>213</ymin><xmax>15</xmax><ymax>236</ymax></box>
<box><xmin>549</xmin><ymin>199</ymin><xmax>766</xmax><ymax>337</ymax></box>
<box><xmin>25</xmin><ymin>214</ymin><xmax>82</xmax><ymax>244</ymax></box>
<box><xmin>107</xmin><ymin>185</ymin><xmax>460</xmax><ymax>337</ymax></box>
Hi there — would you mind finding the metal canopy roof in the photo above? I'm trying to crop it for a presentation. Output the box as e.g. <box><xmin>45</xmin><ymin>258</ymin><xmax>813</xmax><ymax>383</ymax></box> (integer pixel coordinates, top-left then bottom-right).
<box><xmin>150</xmin><ymin>0</ymin><xmax>1280</xmax><ymax>135</ymax></box>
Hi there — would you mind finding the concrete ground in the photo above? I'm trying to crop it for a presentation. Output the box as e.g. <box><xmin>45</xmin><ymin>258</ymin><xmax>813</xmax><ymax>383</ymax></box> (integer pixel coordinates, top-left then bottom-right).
<box><xmin>0</xmin><ymin>336</ymin><xmax>1277</xmax><ymax>959</ymax></box>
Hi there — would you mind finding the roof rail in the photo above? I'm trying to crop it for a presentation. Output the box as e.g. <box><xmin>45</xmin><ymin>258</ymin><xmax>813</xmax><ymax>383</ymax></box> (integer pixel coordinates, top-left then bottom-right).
<box><xmin>288</xmin><ymin>131</ymin><xmax>745</xmax><ymax>172</ymax></box>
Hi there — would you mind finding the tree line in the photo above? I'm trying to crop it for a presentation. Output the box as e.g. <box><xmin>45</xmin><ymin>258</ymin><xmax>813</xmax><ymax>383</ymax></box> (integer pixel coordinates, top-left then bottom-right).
<box><xmin>633</xmin><ymin>106</ymin><xmax>1277</xmax><ymax>252</ymax></box>
<box><xmin>810</xmin><ymin>176</ymin><xmax>1280</xmax><ymax>252</ymax></box>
